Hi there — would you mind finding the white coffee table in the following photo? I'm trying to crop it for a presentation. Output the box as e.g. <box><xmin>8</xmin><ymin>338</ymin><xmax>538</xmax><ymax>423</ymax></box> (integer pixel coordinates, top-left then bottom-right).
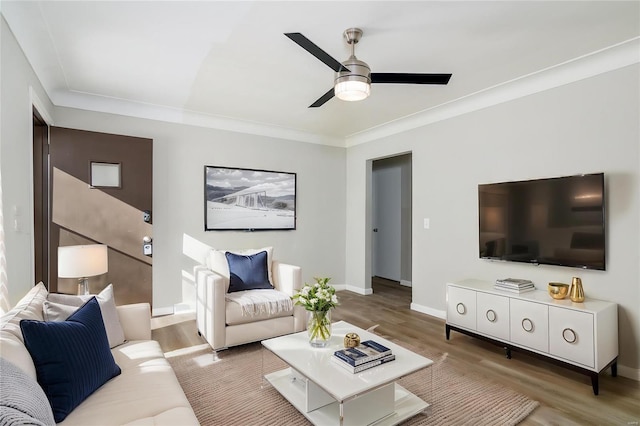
<box><xmin>262</xmin><ymin>320</ymin><xmax>433</xmax><ymax>426</ymax></box>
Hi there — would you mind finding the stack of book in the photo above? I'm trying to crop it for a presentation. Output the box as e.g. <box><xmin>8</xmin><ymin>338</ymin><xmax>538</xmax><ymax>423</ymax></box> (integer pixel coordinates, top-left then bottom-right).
<box><xmin>495</xmin><ymin>278</ymin><xmax>535</xmax><ymax>293</ymax></box>
<box><xmin>331</xmin><ymin>340</ymin><xmax>395</xmax><ymax>373</ymax></box>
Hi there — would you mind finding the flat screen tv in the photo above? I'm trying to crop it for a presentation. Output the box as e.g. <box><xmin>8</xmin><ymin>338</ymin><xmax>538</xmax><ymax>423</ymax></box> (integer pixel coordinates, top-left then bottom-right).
<box><xmin>478</xmin><ymin>173</ymin><xmax>605</xmax><ymax>270</ymax></box>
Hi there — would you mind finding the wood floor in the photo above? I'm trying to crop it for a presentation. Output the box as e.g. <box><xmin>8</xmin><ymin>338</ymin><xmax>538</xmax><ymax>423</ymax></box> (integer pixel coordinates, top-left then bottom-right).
<box><xmin>152</xmin><ymin>277</ymin><xmax>640</xmax><ymax>425</ymax></box>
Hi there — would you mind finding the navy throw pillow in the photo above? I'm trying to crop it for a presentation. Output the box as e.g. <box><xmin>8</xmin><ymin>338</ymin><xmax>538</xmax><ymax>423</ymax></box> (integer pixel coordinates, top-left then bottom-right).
<box><xmin>20</xmin><ymin>297</ymin><xmax>121</xmax><ymax>423</ymax></box>
<box><xmin>226</xmin><ymin>250</ymin><xmax>273</xmax><ymax>293</ymax></box>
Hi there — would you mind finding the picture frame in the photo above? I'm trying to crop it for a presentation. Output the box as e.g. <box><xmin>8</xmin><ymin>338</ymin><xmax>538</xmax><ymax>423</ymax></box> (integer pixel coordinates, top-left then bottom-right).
<box><xmin>204</xmin><ymin>165</ymin><xmax>296</xmax><ymax>231</ymax></box>
<box><xmin>90</xmin><ymin>161</ymin><xmax>121</xmax><ymax>188</ymax></box>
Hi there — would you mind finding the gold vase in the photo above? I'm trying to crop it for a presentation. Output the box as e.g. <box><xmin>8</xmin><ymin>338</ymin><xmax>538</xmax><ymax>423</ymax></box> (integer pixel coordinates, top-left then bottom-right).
<box><xmin>569</xmin><ymin>277</ymin><xmax>585</xmax><ymax>302</ymax></box>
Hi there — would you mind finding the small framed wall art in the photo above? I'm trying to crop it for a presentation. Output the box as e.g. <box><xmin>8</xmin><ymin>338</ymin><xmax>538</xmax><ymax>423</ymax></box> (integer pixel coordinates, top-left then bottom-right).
<box><xmin>90</xmin><ymin>161</ymin><xmax>121</xmax><ymax>188</ymax></box>
<box><xmin>204</xmin><ymin>165</ymin><xmax>296</xmax><ymax>231</ymax></box>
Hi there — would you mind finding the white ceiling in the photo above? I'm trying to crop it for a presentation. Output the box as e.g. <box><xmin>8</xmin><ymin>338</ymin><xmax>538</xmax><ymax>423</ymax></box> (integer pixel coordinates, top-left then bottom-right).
<box><xmin>2</xmin><ymin>1</ymin><xmax>639</xmax><ymax>145</ymax></box>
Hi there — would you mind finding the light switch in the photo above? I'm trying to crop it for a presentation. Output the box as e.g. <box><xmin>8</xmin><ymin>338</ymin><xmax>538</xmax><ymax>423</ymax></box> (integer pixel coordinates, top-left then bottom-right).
<box><xmin>424</xmin><ymin>218</ymin><xmax>430</xmax><ymax>229</ymax></box>
<box><xmin>12</xmin><ymin>205</ymin><xmax>23</xmax><ymax>232</ymax></box>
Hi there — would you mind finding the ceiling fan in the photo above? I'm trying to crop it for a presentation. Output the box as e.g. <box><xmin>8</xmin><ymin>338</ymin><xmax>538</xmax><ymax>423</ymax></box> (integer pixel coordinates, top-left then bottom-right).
<box><xmin>285</xmin><ymin>28</ymin><xmax>452</xmax><ymax>108</ymax></box>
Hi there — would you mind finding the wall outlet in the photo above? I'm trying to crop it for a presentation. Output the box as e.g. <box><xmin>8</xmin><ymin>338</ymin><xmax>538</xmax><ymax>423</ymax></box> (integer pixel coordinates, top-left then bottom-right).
<box><xmin>424</xmin><ymin>218</ymin><xmax>430</xmax><ymax>229</ymax></box>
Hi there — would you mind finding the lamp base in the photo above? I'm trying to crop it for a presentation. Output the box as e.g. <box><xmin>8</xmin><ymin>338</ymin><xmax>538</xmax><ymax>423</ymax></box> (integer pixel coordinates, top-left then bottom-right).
<box><xmin>77</xmin><ymin>278</ymin><xmax>90</xmax><ymax>295</ymax></box>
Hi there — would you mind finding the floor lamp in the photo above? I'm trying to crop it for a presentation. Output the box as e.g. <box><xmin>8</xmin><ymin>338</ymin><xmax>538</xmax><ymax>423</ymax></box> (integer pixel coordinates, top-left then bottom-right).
<box><xmin>58</xmin><ymin>244</ymin><xmax>108</xmax><ymax>295</ymax></box>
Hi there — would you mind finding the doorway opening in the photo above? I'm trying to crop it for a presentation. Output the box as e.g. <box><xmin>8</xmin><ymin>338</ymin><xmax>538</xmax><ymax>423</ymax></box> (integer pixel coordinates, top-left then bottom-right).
<box><xmin>32</xmin><ymin>107</ymin><xmax>50</xmax><ymax>288</ymax></box>
<box><xmin>371</xmin><ymin>153</ymin><xmax>412</xmax><ymax>305</ymax></box>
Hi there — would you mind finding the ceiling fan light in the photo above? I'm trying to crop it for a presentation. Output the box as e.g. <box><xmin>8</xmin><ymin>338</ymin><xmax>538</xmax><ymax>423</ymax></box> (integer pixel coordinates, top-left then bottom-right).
<box><xmin>335</xmin><ymin>80</ymin><xmax>371</xmax><ymax>101</ymax></box>
<box><xmin>334</xmin><ymin>57</ymin><xmax>371</xmax><ymax>102</ymax></box>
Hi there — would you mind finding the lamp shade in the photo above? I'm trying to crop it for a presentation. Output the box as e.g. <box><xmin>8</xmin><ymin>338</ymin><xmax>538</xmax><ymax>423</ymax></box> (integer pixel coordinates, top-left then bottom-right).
<box><xmin>58</xmin><ymin>245</ymin><xmax>108</xmax><ymax>278</ymax></box>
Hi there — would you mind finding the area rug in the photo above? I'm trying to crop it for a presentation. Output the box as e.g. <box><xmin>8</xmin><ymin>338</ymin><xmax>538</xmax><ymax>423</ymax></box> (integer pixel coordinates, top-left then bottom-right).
<box><xmin>167</xmin><ymin>340</ymin><xmax>539</xmax><ymax>425</ymax></box>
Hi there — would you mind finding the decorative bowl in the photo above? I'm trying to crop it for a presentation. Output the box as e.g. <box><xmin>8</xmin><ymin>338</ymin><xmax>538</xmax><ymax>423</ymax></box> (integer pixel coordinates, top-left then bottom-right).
<box><xmin>548</xmin><ymin>282</ymin><xmax>569</xmax><ymax>299</ymax></box>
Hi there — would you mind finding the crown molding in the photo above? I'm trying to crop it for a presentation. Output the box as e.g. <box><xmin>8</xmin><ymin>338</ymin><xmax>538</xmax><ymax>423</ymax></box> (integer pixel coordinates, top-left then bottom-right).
<box><xmin>49</xmin><ymin>37</ymin><xmax>639</xmax><ymax>150</ymax></box>
<box><xmin>345</xmin><ymin>37</ymin><xmax>640</xmax><ymax>148</ymax></box>
<box><xmin>51</xmin><ymin>90</ymin><xmax>345</xmax><ymax>147</ymax></box>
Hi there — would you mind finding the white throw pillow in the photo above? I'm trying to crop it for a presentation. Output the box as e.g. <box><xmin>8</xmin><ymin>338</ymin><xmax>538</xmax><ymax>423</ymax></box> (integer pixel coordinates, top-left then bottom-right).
<box><xmin>0</xmin><ymin>282</ymin><xmax>49</xmax><ymax>379</ymax></box>
<box><xmin>207</xmin><ymin>247</ymin><xmax>274</xmax><ymax>290</ymax></box>
<box><xmin>44</xmin><ymin>284</ymin><xmax>125</xmax><ymax>348</ymax></box>
<box><xmin>0</xmin><ymin>282</ymin><xmax>48</xmax><ymax>341</ymax></box>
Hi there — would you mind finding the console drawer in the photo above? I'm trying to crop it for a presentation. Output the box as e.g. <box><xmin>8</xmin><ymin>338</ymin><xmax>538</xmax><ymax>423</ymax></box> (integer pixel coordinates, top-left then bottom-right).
<box><xmin>446</xmin><ymin>286</ymin><xmax>476</xmax><ymax>330</ymax></box>
<box><xmin>510</xmin><ymin>299</ymin><xmax>548</xmax><ymax>352</ymax></box>
<box><xmin>476</xmin><ymin>292</ymin><xmax>510</xmax><ymax>341</ymax></box>
<box><xmin>549</xmin><ymin>307</ymin><xmax>595</xmax><ymax>368</ymax></box>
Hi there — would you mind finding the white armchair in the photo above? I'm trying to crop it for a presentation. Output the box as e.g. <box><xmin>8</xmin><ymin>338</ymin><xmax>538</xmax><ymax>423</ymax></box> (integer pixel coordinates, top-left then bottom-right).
<box><xmin>194</xmin><ymin>256</ymin><xmax>306</xmax><ymax>351</ymax></box>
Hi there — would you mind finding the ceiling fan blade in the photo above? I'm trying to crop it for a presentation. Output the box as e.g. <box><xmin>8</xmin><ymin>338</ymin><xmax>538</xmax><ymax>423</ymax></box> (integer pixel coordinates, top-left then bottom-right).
<box><xmin>371</xmin><ymin>73</ymin><xmax>452</xmax><ymax>85</ymax></box>
<box><xmin>285</xmin><ymin>33</ymin><xmax>349</xmax><ymax>73</ymax></box>
<box><xmin>309</xmin><ymin>88</ymin><xmax>335</xmax><ymax>108</ymax></box>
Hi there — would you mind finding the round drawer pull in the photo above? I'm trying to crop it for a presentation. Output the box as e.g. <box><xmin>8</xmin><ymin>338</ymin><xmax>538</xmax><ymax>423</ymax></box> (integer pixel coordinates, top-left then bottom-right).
<box><xmin>456</xmin><ymin>303</ymin><xmax>466</xmax><ymax>315</ymax></box>
<box><xmin>562</xmin><ymin>328</ymin><xmax>577</xmax><ymax>344</ymax></box>
<box><xmin>486</xmin><ymin>309</ymin><xmax>497</xmax><ymax>323</ymax></box>
<box><xmin>521</xmin><ymin>318</ymin><xmax>534</xmax><ymax>333</ymax></box>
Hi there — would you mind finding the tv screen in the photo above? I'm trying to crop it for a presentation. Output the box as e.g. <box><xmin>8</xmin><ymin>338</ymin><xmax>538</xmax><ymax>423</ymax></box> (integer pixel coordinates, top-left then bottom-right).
<box><xmin>478</xmin><ymin>173</ymin><xmax>605</xmax><ymax>270</ymax></box>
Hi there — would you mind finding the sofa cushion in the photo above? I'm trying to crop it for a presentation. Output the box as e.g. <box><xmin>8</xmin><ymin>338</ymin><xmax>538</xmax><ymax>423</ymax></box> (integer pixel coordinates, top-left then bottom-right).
<box><xmin>45</xmin><ymin>284</ymin><xmax>125</xmax><ymax>348</ymax></box>
<box><xmin>58</xmin><ymin>340</ymin><xmax>199</xmax><ymax>425</ymax></box>
<box><xmin>20</xmin><ymin>297</ymin><xmax>121</xmax><ymax>423</ymax></box>
<box><xmin>0</xmin><ymin>357</ymin><xmax>55</xmax><ymax>426</ymax></box>
<box><xmin>226</xmin><ymin>251</ymin><xmax>273</xmax><ymax>293</ymax></box>
<box><xmin>120</xmin><ymin>407</ymin><xmax>200</xmax><ymax>425</ymax></box>
<box><xmin>207</xmin><ymin>246</ymin><xmax>274</xmax><ymax>290</ymax></box>
<box><xmin>0</xmin><ymin>282</ymin><xmax>48</xmax><ymax>379</ymax></box>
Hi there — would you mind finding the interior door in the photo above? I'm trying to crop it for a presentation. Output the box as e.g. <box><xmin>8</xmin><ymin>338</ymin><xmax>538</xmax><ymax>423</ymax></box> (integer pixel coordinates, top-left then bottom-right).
<box><xmin>48</xmin><ymin>127</ymin><xmax>153</xmax><ymax>306</ymax></box>
<box><xmin>372</xmin><ymin>163</ymin><xmax>401</xmax><ymax>281</ymax></box>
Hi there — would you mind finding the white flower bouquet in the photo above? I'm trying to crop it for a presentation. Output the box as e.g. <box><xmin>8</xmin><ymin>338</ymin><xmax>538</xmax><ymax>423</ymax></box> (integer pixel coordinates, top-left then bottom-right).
<box><xmin>292</xmin><ymin>277</ymin><xmax>338</xmax><ymax>312</ymax></box>
<box><xmin>292</xmin><ymin>277</ymin><xmax>338</xmax><ymax>346</ymax></box>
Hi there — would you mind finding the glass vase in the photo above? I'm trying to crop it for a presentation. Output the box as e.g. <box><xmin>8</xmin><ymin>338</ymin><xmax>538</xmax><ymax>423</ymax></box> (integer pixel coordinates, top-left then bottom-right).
<box><xmin>307</xmin><ymin>309</ymin><xmax>332</xmax><ymax>348</ymax></box>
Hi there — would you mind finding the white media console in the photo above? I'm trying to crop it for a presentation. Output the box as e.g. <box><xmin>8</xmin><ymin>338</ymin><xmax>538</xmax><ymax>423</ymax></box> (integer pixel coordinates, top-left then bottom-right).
<box><xmin>445</xmin><ymin>279</ymin><xmax>618</xmax><ymax>395</ymax></box>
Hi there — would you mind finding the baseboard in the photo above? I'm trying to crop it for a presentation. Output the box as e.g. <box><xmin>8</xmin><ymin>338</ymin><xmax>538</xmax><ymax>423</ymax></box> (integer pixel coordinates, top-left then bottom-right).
<box><xmin>617</xmin><ymin>364</ymin><xmax>640</xmax><ymax>381</ymax></box>
<box><xmin>343</xmin><ymin>284</ymin><xmax>373</xmax><ymax>296</ymax></box>
<box><xmin>410</xmin><ymin>303</ymin><xmax>446</xmax><ymax>320</ymax></box>
<box><xmin>400</xmin><ymin>280</ymin><xmax>412</xmax><ymax>287</ymax></box>
<box><xmin>152</xmin><ymin>306</ymin><xmax>174</xmax><ymax>317</ymax></box>
<box><xmin>174</xmin><ymin>303</ymin><xmax>194</xmax><ymax>314</ymax></box>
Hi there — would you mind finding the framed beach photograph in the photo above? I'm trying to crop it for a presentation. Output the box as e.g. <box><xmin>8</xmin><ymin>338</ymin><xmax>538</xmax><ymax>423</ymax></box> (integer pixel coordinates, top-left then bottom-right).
<box><xmin>204</xmin><ymin>166</ymin><xmax>296</xmax><ymax>231</ymax></box>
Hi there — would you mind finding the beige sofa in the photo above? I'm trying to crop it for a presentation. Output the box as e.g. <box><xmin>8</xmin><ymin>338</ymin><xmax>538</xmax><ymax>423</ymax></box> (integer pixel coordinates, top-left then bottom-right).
<box><xmin>194</xmin><ymin>248</ymin><xmax>306</xmax><ymax>351</ymax></box>
<box><xmin>0</xmin><ymin>283</ymin><xmax>198</xmax><ymax>425</ymax></box>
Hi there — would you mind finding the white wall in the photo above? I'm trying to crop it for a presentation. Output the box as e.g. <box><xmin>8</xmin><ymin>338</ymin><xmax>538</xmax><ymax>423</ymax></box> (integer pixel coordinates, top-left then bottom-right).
<box><xmin>52</xmin><ymin>108</ymin><xmax>347</xmax><ymax>312</ymax></box>
<box><xmin>0</xmin><ymin>17</ymin><xmax>54</xmax><ymax>306</ymax></box>
<box><xmin>346</xmin><ymin>64</ymin><xmax>640</xmax><ymax>371</ymax></box>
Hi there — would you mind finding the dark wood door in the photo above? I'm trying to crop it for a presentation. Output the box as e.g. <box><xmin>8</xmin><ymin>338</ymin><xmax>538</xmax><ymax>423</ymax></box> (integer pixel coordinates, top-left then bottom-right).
<box><xmin>48</xmin><ymin>127</ymin><xmax>153</xmax><ymax>306</ymax></box>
